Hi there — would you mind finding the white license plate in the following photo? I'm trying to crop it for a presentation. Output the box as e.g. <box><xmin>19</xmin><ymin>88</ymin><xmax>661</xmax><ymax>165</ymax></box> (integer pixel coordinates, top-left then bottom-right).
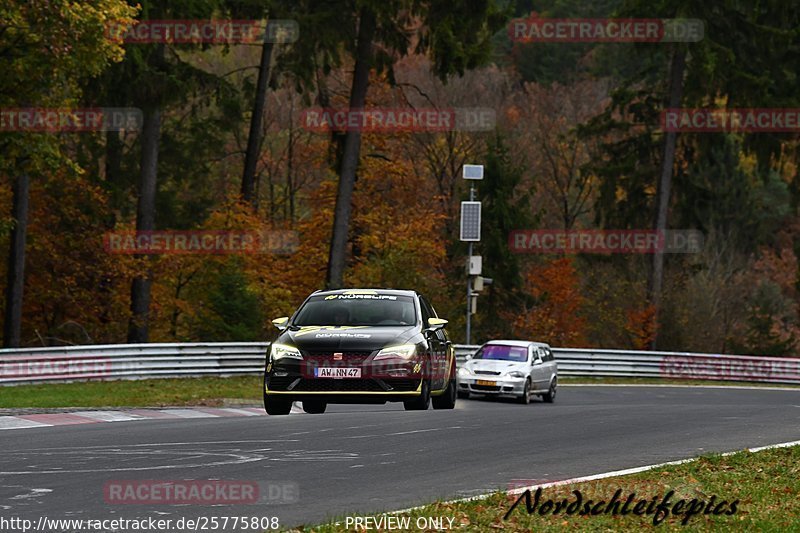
<box><xmin>314</xmin><ymin>367</ymin><xmax>361</xmax><ymax>378</ymax></box>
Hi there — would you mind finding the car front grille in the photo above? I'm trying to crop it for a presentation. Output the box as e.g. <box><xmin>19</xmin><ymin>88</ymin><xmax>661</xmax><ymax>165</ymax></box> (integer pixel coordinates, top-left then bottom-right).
<box><xmin>292</xmin><ymin>378</ymin><xmax>384</xmax><ymax>392</ymax></box>
<box><xmin>271</xmin><ymin>377</ymin><xmax>420</xmax><ymax>393</ymax></box>
<box><xmin>304</xmin><ymin>351</ymin><xmax>373</xmax><ymax>365</ymax></box>
<box><xmin>474</xmin><ymin>370</ymin><xmax>501</xmax><ymax>375</ymax></box>
<box><xmin>472</xmin><ymin>384</ymin><xmax>501</xmax><ymax>392</ymax></box>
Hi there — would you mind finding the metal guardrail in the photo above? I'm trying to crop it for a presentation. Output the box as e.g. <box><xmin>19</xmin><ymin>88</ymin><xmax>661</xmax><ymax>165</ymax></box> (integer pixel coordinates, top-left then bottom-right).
<box><xmin>0</xmin><ymin>343</ymin><xmax>268</xmax><ymax>386</ymax></box>
<box><xmin>0</xmin><ymin>342</ymin><xmax>798</xmax><ymax>386</ymax></box>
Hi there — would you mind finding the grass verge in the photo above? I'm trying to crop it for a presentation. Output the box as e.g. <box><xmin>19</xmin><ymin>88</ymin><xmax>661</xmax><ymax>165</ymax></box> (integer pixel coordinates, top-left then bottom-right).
<box><xmin>0</xmin><ymin>375</ymin><xmax>797</xmax><ymax>409</ymax></box>
<box><xmin>0</xmin><ymin>375</ymin><xmax>263</xmax><ymax>408</ymax></box>
<box><xmin>292</xmin><ymin>445</ymin><xmax>799</xmax><ymax>532</ymax></box>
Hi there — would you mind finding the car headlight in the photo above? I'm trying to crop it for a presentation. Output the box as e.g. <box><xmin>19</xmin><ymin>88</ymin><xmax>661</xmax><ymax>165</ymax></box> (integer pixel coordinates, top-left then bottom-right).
<box><xmin>507</xmin><ymin>371</ymin><xmax>525</xmax><ymax>378</ymax></box>
<box><xmin>270</xmin><ymin>343</ymin><xmax>303</xmax><ymax>361</ymax></box>
<box><xmin>374</xmin><ymin>344</ymin><xmax>417</xmax><ymax>360</ymax></box>
<box><xmin>458</xmin><ymin>366</ymin><xmax>472</xmax><ymax>377</ymax></box>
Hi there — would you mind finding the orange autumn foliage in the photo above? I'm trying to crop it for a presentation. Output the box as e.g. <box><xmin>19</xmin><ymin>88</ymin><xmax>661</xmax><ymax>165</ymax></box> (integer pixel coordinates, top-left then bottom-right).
<box><xmin>625</xmin><ymin>304</ymin><xmax>657</xmax><ymax>350</ymax></box>
<box><xmin>347</xmin><ymin>149</ymin><xmax>446</xmax><ymax>294</ymax></box>
<box><xmin>511</xmin><ymin>257</ymin><xmax>587</xmax><ymax>347</ymax></box>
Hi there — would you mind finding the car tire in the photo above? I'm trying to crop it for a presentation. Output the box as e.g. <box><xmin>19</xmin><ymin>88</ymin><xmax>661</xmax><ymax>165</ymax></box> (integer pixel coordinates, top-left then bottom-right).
<box><xmin>543</xmin><ymin>378</ymin><xmax>557</xmax><ymax>403</ymax></box>
<box><xmin>302</xmin><ymin>400</ymin><xmax>327</xmax><ymax>414</ymax></box>
<box><xmin>264</xmin><ymin>392</ymin><xmax>292</xmax><ymax>415</ymax></box>
<box><xmin>404</xmin><ymin>379</ymin><xmax>430</xmax><ymax>411</ymax></box>
<box><xmin>518</xmin><ymin>379</ymin><xmax>532</xmax><ymax>404</ymax></box>
<box><xmin>432</xmin><ymin>377</ymin><xmax>456</xmax><ymax>410</ymax></box>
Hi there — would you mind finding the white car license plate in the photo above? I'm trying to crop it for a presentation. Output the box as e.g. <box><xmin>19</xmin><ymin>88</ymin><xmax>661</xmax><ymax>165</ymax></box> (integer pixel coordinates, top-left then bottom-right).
<box><xmin>315</xmin><ymin>367</ymin><xmax>361</xmax><ymax>378</ymax></box>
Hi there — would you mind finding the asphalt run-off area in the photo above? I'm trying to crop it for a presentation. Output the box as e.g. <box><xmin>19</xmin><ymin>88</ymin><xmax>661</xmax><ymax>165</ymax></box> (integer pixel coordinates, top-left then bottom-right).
<box><xmin>1</xmin><ymin>385</ymin><xmax>799</xmax><ymax>529</ymax></box>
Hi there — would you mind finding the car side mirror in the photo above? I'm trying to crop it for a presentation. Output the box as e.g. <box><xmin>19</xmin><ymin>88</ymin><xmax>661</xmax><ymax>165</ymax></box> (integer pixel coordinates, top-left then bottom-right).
<box><xmin>271</xmin><ymin>316</ymin><xmax>289</xmax><ymax>331</ymax></box>
<box><xmin>465</xmin><ymin>354</ymin><xmax>472</xmax><ymax>361</ymax></box>
<box><xmin>533</xmin><ymin>357</ymin><xmax>543</xmax><ymax>365</ymax></box>
<box><xmin>426</xmin><ymin>317</ymin><xmax>448</xmax><ymax>331</ymax></box>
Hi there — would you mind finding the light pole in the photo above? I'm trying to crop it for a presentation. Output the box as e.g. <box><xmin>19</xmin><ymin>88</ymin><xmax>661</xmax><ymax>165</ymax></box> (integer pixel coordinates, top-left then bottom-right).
<box><xmin>460</xmin><ymin>164</ymin><xmax>483</xmax><ymax>344</ymax></box>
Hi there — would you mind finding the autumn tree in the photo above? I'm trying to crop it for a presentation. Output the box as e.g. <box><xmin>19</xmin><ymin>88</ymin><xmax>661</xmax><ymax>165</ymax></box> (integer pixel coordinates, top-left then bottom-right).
<box><xmin>101</xmin><ymin>0</ymin><xmax>253</xmax><ymax>342</ymax></box>
<box><xmin>276</xmin><ymin>0</ymin><xmax>507</xmax><ymax>289</ymax></box>
<box><xmin>582</xmin><ymin>0</ymin><xmax>800</xmax><ymax>348</ymax></box>
<box><xmin>471</xmin><ymin>134</ymin><xmax>533</xmax><ymax>341</ymax></box>
<box><xmin>0</xmin><ymin>0</ymin><xmax>136</xmax><ymax>346</ymax></box>
<box><xmin>510</xmin><ymin>257</ymin><xmax>587</xmax><ymax>347</ymax></box>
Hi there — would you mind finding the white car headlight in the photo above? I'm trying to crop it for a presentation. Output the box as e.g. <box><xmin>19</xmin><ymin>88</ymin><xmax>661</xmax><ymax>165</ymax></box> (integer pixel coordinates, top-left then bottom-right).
<box><xmin>458</xmin><ymin>366</ymin><xmax>472</xmax><ymax>377</ymax></box>
<box><xmin>374</xmin><ymin>344</ymin><xmax>416</xmax><ymax>360</ymax></box>
<box><xmin>270</xmin><ymin>343</ymin><xmax>303</xmax><ymax>361</ymax></box>
<box><xmin>507</xmin><ymin>371</ymin><xmax>525</xmax><ymax>378</ymax></box>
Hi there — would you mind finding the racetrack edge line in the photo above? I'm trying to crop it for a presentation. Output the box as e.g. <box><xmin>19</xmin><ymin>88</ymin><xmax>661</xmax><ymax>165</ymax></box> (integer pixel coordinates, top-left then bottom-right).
<box><xmin>560</xmin><ymin>383</ymin><xmax>800</xmax><ymax>391</ymax></box>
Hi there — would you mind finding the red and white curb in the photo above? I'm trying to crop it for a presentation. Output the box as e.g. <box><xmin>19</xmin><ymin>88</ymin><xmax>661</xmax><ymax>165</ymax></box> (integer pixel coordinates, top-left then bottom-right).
<box><xmin>0</xmin><ymin>403</ymin><xmax>304</xmax><ymax>430</ymax></box>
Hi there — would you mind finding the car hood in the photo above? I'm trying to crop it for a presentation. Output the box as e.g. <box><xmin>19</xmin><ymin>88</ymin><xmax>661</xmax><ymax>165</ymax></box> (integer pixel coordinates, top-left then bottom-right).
<box><xmin>465</xmin><ymin>359</ymin><xmax>528</xmax><ymax>373</ymax></box>
<box><xmin>277</xmin><ymin>325</ymin><xmax>419</xmax><ymax>352</ymax></box>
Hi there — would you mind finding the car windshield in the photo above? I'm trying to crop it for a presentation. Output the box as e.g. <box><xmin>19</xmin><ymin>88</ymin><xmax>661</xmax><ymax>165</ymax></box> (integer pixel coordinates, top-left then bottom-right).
<box><xmin>473</xmin><ymin>344</ymin><xmax>529</xmax><ymax>362</ymax></box>
<box><xmin>293</xmin><ymin>294</ymin><xmax>416</xmax><ymax>326</ymax></box>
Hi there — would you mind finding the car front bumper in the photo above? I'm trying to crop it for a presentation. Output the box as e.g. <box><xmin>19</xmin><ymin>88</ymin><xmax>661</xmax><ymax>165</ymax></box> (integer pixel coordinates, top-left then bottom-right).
<box><xmin>265</xmin><ymin>357</ymin><xmax>424</xmax><ymax>403</ymax></box>
<box><xmin>457</xmin><ymin>375</ymin><xmax>527</xmax><ymax>397</ymax></box>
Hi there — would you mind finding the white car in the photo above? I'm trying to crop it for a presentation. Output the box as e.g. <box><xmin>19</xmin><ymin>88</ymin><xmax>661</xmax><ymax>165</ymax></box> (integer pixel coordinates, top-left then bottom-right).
<box><xmin>457</xmin><ymin>340</ymin><xmax>557</xmax><ymax>404</ymax></box>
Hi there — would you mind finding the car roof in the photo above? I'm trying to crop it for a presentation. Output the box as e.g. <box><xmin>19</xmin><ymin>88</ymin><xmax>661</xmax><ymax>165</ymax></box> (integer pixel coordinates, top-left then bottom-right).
<box><xmin>312</xmin><ymin>288</ymin><xmax>419</xmax><ymax>297</ymax></box>
<box><xmin>483</xmin><ymin>339</ymin><xmax>550</xmax><ymax>348</ymax></box>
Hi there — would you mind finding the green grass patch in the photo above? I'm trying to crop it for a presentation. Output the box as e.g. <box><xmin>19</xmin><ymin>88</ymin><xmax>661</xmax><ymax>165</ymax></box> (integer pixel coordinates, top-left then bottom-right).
<box><xmin>0</xmin><ymin>375</ymin><xmax>796</xmax><ymax>410</ymax></box>
<box><xmin>293</xmin><ymin>445</ymin><xmax>799</xmax><ymax>532</ymax></box>
<box><xmin>0</xmin><ymin>375</ymin><xmax>263</xmax><ymax>408</ymax></box>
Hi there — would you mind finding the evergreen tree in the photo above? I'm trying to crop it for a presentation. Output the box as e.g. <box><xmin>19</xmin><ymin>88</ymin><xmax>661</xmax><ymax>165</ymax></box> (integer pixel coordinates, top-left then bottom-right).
<box><xmin>473</xmin><ymin>134</ymin><xmax>535</xmax><ymax>340</ymax></box>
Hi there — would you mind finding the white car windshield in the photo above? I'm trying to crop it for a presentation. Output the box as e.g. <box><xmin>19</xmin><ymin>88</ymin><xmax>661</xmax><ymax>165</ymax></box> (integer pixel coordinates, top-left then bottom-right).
<box><xmin>473</xmin><ymin>344</ymin><xmax>528</xmax><ymax>362</ymax></box>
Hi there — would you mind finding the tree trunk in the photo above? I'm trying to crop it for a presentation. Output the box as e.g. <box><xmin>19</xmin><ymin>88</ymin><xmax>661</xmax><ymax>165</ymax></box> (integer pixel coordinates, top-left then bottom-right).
<box><xmin>317</xmin><ymin>80</ymin><xmax>346</xmax><ymax>169</ymax></box>
<box><xmin>3</xmin><ymin>172</ymin><xmax>30</xmax><ymax>347</ymax></box>
<box><xmin>127</xmin><ymin>106</ymin><xmax>161</xmax><ymax>343</ymax></box>
<box><xmin>287</xmin><ymin>99</ymin><xmax>295</xmax><ymax>225</ymax></box>
<box><xmin>105</xmin><ymin>129</ymin><xmax>122</xmax><ymax>212</ymax></box>
<box><xmin>241</xmin><ymin>38</ymin><xmax>275</xmax><ymax>207</ymax></box>
<box><xmin>326</xmin><ymin>8</ymin><xmax>376</xmax><ymax>289</ymax></box>
<box><xmin>649</xmin><ymin>47</ymin><xmax>686</xmax><ymax>349</ymax></box>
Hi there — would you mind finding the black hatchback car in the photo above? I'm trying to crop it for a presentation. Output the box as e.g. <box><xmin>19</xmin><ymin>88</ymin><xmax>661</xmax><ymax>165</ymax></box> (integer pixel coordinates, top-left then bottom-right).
<box><xmin>263</xmin><ymin>289</ymin><xmax>456</xmax><ymax>414</ymax></box>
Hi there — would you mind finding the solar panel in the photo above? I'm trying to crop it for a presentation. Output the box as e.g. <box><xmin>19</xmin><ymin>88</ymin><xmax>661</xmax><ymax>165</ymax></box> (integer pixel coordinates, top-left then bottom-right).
<box><xmin>460</xmin><ymin>202</ymin><xmax>481</xmax><ymax>241</ymax></box>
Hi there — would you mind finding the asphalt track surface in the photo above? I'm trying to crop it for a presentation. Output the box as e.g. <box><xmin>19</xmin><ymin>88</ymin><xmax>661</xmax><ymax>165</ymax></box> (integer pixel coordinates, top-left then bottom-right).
<box><xmin>2</xmin><ymin>385</ymin><xmax>800</xmax><ymax>530</ymax></box>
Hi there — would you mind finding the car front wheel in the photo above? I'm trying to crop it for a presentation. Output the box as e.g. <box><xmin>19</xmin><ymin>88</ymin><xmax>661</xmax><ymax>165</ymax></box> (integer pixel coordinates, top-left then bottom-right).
<box><xmin>518</xmin><ymin>379</ymin><xmax>532</xmax><ymax>404</ymax></box>
<box><xmin>432</xmin><ymin>377</ymin><xmax>456</xmax><ymax>410</ymax></box>
<box><xmin>543</xmin><ymin>378</ymin><xmax>557</xmax><ymax>403</ymax></box>
<box><xmin>404</xmin><ymin>379</ymin><xmax>430</xmax><ymax>411</ymax></box>
<box><xmin>264</xmin><ymin>393</ymin><xmax>293</xmax><ymax>415</ymax></box>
